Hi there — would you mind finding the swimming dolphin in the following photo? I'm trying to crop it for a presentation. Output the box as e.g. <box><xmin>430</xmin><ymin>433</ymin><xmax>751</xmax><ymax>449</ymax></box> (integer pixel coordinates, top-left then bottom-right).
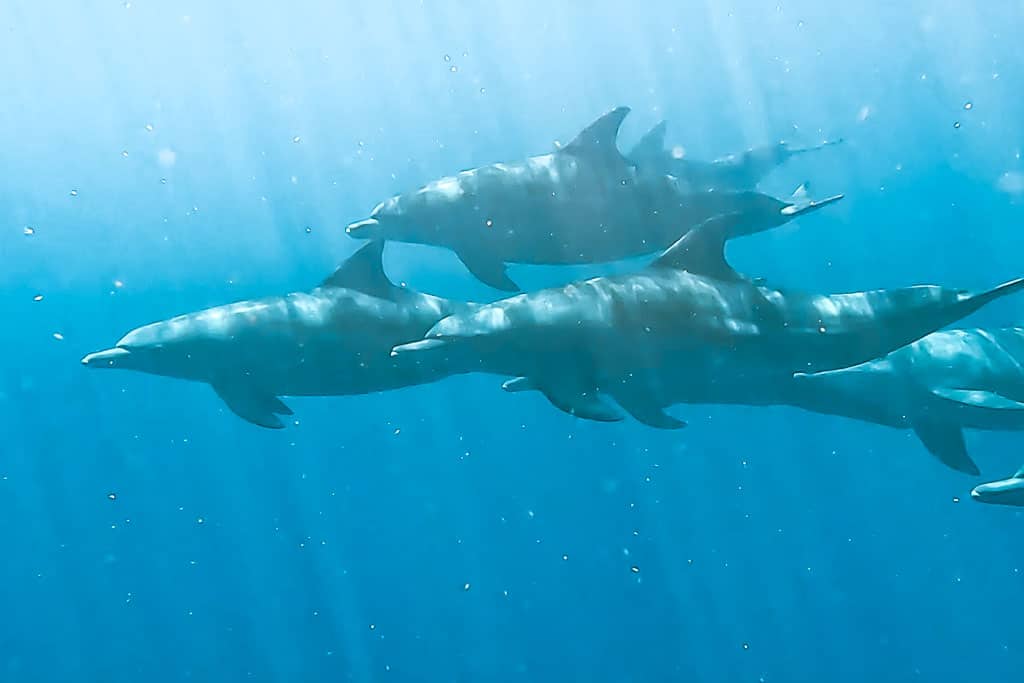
<box><xmin>346</xmin><ymin>107</ymin><xmax>843</xmax><ymax>291</ymax></box>
<box><xmin>391</xmin><ymin>216</ymin><xmax>1024</xmax><ymax>427</ymax></box>
<box><xmin>81</xmin><ymin>242</ymin><xmax>474</xmax><ymax>428</ymax></box>
<box><xmin>628</xmin><ymin>120</ymin><xmax>843</xmax><ymax>192</ymax></box>
<box><xmin>971</xmin><ymin>465</ymin><xmax>1024</xmax><ymax>506</ymax></box>
<box><xmin>792</xmin><ymin>328</ymin><xmax>1024</xmax><ymax>475</ymax></box>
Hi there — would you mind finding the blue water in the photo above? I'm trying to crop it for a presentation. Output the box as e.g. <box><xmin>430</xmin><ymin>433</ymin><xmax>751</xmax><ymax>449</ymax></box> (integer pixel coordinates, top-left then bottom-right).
<box><xmin>3</xmin><ymin>2</ymin><xmax>1024</xmax><ymax>681</ymax></box>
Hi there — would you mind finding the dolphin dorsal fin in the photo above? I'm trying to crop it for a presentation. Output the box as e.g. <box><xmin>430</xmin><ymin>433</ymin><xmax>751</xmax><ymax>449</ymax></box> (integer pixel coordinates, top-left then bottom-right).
<box><xmin>320</xmin><ymin>240</ymin><xmax>397</xmax><ymax>297</ymax></box>
<box><xmin>1014</xmin><ymin>464</ymin><xmax>1024</xmax><ymax>480</ymax></box>
<box><xmin>562</xmin><ymin>107</ymin><xmax>631</xmax><ymax>163</ymax></box>
<box><xmin>627</xmin><ymin>120</ymin><xmax>668</xmax><ymax>162</ymax></box>
<box><xmin>649</xmin><ymin>213</ymin><xmax>744</xmax><ymax>281</ymax></box>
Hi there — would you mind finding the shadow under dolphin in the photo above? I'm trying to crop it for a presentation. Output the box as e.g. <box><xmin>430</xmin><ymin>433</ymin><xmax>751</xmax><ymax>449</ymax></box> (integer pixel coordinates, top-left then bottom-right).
<box><xmin>346</xmin><ymin>106</ymin><xmax>842</xmax><ymax>291</ymax></box>
<box><xmin>81</xmin><ymin>242</ymin><xmax>475</xmax><ymax>428</ymax></box>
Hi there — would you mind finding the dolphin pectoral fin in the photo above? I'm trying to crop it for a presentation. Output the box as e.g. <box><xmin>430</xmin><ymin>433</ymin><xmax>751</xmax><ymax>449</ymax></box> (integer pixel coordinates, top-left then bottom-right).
<box><xmin>911</xmin><ymin>418</ymin><xmax>980</xmax><ymax>475</ymax></box>
<box><xmin>930</xmin><ymin>388</ymin><xmax>1024</xmax><ymax>411</ymax></box>
<box><xmin>456</xmin><ymin>249</ymin><xmax>519</xmax><ymax>291</ymax></box>
<box><xmin>212</xmin><ymin>383</ymin><xmax>291</xmax><ymax>429</ymax></box>
<box><xmin>538</xmin><ymin>387</ymin><xmax>623</xmax><ymax>423</ymax></box>
<box><xmin>611</xmin><ymin>392</ymin><xmax>686</xmax><ymax>429</ymax></box>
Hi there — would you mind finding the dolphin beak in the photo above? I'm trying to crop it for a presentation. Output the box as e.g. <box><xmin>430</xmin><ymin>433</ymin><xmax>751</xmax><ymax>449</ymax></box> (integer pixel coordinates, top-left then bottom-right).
<box><xmin>780</xmin><ymin>193</ymin><xmax>845</xmax><ymax>217</ymax></box>
<box><xmin>346</xmin><ymin>218</ymin><xmax>380</xmax><ymax>238</ymax></box>
<box><xmin>81</xmin><ymin>347</ymin><xmax>130</xmax><ymax>367</ymax></box>
<box><xmin>389</xmin><ymin>338</ymin><xmax>449</xmax><ymax>358</ymax></box>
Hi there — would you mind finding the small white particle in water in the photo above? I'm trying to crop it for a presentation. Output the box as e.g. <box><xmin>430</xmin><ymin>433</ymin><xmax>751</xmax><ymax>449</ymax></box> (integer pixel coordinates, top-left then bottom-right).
<box><xmin>818</xmin><ymin>325</ymin><xmax>827</xmax><ymax>333</ymax></box>
<box><xmin>292</xmin><ymin>136</ymin><xmax>301</xmax><ymax>143</ymax></box>
<box><xmin>485</xmin><ymin>219</ymin><xmax>493</xmax><ymax>228</ymax></box>
<box><xmin>463</xmin><ymin>583</ymin><xmax>471</xmax><ymax>591</ymax></box>
<box><xmin>196</xmin><ymin>517</ymin><xmax>204</xmax><ymax>525</ymax></box>
<box><xmin>145</xmin><ymin>123</ymin><xmax>154</xmax><ymax>132</ymax></box>
<box><xmin>369</xmin><ymin>623</ymin><xmax>376</xmax><ymax>630</ymax></box>
<box><xmin>671</xmin><ymin>145</ymin><xmax>685</xmax><ymax>159</ymax></box>
<box><xmin>160</xmin><ymin>178</ymin><xmax>167</xmax><ymax>184</ymax></box>
<box><xmin>304</xmin><ymin>226</ymin><xmax>312</xmax><ymax>234</ymax></box>
<box><xmin>108</xmin><ymin>493</ymin><xmax>116</xmax><ymax>501</ymax></box>
<box><xmin>952</xmin><ymin>496</ymin><xmax>960</xmax><ymax>503</ymax></box>
<box><xmin>69</xmin><ymin>189</ymin><xmax>78</xmax><ymax>197</ymax></box>
<box><xmin>32</xmin><ymin>295</ymin><xmax>43</xmax><ymax>302</ymax></box>
<box><xmin>443</xmin><ymin>54</ymin><xmax>451</xmax><ymax>62</ymax></box>
<box><xmin>393</xmin><ymin>428</ymin><xmax>401</xmax><ymax>435</ymax></box>
<box><xmin>527</xmin><ymin>510</ymin><xmax>535</xmax><ymax>518</ymax></box>
<box><xmin>858</xmin><ymin>106</ymin><xmax>871</xmax><ymax>122</ymax></box>
<box><xmin>630</xmin><ymin>566</ymin><xmax>639</xmax><ymax>573</ymax></box>
<box><xmin>562</xmin><ymin>554</ymin><xmax>568</xmax><ymax>561</ymax></box>
<box><xmin>953</xmin><ymin>121</ymin><xmax>961</xmax><ymax>129</ymax></box>
<box><xmin>158</xmin><ymin>148</ymin><xmax>176</xmax><ymax>167</ymax></box>
<box><xmin>53</xmin><ymin>333</ymin><xmax>64</xmax><ymax>341</ymax></box>
<box><xmin>964</xmin><ymin>101</ymin><xmax>973</xmax><ymax>110</ymax></box>
<box><xmin>23</xmin><ymin>226</ymin><xmax>35</xmax><ymax>236</ymax></box>
<box><xmin>450</xmin><ymin>65</ymin><xmax>457</xmax><ymax>73</ymax></box>
<box><xmin>480</xmin><ymin>87</ymin><xmax>486</xmax><ymax>94</ymax></box>
<box><xmin>742</xmin><ymin>642</ymin><xmax>750</xmax><ymax>650</ymax></box>
<box><xmin>121</xmin><ymin>150</ymin><xmax>128</xmax><ymax>158</ymax></box>
<box><xmin>114</xmin><ymin>280</ymin><xmax>123</xmax><ymax>289</ymax></box>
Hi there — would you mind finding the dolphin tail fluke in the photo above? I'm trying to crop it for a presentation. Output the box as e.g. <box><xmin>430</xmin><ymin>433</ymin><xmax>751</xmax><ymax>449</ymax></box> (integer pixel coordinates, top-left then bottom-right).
<box><xmin>963</xmin><ymin>278</ymin><xmax>1024</xmax><ymax>314</ymax></box>
<box><xmin>911</xmin><ymin>418</ymin><xmax>980</xmax><ymax>475</ymax></box>
<box><xmin>213</xmin><ymin>383</ymin><xmax>292</xmax><ymax>429</ymax></box>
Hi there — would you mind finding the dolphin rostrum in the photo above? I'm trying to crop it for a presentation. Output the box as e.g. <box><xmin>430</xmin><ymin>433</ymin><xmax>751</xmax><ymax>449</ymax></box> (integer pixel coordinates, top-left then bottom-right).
<box><xmin>971</xmin><ymin>465</ymin><xmax>1024</xmax><ymax>506</ymax></box>
<box><xmin>392</xmin><ymin>216</ymin><xmax>1024</xmax><ymax>430</ymax></box>
<box><xmin>346</xmin><ymin>107</ymin><xmax>843</xmax><ymax>291</ymax></box>
<box><xmin>81</xmin><ymin>242</ymin><xmax>474</xmax><ymax>428</ymax></box>
<box><xmin>792</xmin><ymin>328</ymin><xmax>1024</xmax><ymax>475</ymax></box>
<box><xmin>627</xmin><ymin>119</ymin><xmax>843</xmax><ymax>192</ymax></box>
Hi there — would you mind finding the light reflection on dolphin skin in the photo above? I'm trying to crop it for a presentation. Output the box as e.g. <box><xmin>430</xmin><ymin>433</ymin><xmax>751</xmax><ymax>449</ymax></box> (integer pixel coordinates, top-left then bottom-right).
<box><xmin>627</xmin><ymin>119</ymin><xmax>843</xmax><ymax>192</ymax></box>
<box><xmin>346</xmin><ymin>107</ymin><xmax>843</xmax><ymax>291</ymax></box>
<box><xmin>971</xmin><ymin>466</ymin><xmax>1024</xmax><ymax>506</ymax></box>
<box><xmin>81</xmin><ymin>242</ymin><xmax>476</xmax><ymax>429</ymax></box>
<box><xmin>392</xmin><ymin>217</ymin><xmax>1024</xmax><ymax>430</ymax></box>
<box><xmin>790</xmin><ymin>328</ymin><xmax>1024</xmax><ymax>475</ymax></box>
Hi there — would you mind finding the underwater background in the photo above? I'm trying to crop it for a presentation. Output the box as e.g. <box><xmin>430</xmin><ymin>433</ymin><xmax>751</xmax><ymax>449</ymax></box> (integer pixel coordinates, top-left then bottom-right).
<box><xmin>3</xmin><ymin>1</ymin><xmax>1024</xmax><ymax>681</ymax></box>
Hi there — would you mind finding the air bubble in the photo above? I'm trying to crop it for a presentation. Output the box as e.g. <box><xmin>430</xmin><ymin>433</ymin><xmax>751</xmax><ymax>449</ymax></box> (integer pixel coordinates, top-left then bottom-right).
<box><xmin>630</xmin><ymin>566</ymin><xmax>639</xmax><ymax>573</ymax></box>
<box><xmin>145</xmin><ymin>123</ymin><xmax>154</xmax><ymax>132</ymax></box>
<box><xmin>32</xmin><ymin>295</ymin><xmax>43</xmax><ymax>302</ymax></box>
<box><xmin>23</xmin><ymin>227</ymin><xmax>35</xmax><ymax>236</ymax></box>
<box><xmin>463</xmin><ymin>582</ymin><xmax>471</xmax><ymax>591</ymax></box>
<box><xmin>450</xmin><ymin>65</ymin><xmax>457</xmax><ymax>73</ymax></box>
<box><xmin>53</xmin><ymin>333</ymin><xmax>64</xmax><ymax>341</ymax></box>
<box><xmin>953</xmin><ymin>121</ymin><xmax>961</xmax><ymax>129</ymax></box>
<box><xmin>121</xmin><ymin>150</ymin><xmax>129</xmax><ymax>158</ymax></box>
<box><xmin>108</xmin><ymin>493</ymin><xmax>117</xmax><ymax>501</ymax></box>
<box><xmin>443</xmin><ymin>54</ymin><xmax>451</xmax><ymax>62</ymax></box>
<box><xmin>69</xmin><ymin>189</ymin><xmax>78</xmax><ymax>197</ymax></box>
<box><xmin>304</xmin><ymin>226</ymin><xmax>312</xmax><ymax>234</ymax></box>
<box><xmin>293</xmin><ymin>136</ymin><xmax>301</xmax><ymax>143</ymax></box>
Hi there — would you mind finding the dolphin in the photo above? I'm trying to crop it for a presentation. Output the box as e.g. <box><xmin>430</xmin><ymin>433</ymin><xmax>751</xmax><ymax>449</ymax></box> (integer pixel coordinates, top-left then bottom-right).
<box><xmin>971</xmin><ymin>466</ymin><xmax>1024</xmax><ymax>506</ymax></box>
<box><xmin>81</xmin><ymin>242</ymin><xmax>474</xmax><ymax>428</ymax></box>
<box><xmin>792</xmin><ymin>328</ymin><xmax>1024</xmax><ymax>475</ymax></box>
<box><xmin>628</xmin><ymin>120</ymin><xmax>843</xmax><ymax>192</ymax></box>
<box><xmin>346</xmin><ymin>107</ymin><xmax>843</xmax><ymax>291</ymax></box>
<box><xmin>391</xmin><ymin>216</ymin><xmax>1024</xmax><ymax>427</ymax></box>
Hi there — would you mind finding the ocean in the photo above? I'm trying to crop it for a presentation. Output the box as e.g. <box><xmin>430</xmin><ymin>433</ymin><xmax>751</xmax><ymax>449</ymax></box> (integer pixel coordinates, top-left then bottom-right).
<box><xmin>2</xmin><ymin>2</ymin><xmax>1023</xmax><ymax>681</ymax></box>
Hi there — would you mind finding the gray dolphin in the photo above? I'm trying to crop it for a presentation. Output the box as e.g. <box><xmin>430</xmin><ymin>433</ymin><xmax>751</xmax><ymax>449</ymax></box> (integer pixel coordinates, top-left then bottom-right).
<box><xmin>81</xmin><ymin>242</ymin><xmax>474</xmax><ymax>428</ymax></box>
<box><xmin>628</xmin><ymin>120</ymin><xmax>843</xmax><ymax>192</ymax></box>
<box><xmin>392</xmin><ymin>216</ymin><xmax>1024</xmax><ymax>427</ymax></box>
<box><xmin>346</xmin><ymin>107</ymin><xmax>843</xmax><ymax>291</ymax></box>
<box><xmin>792</xmin><ymin>328</ymin><xmax>1024</xmax><ymax>475</ymax></box>
<box><xmin>972</xmin><ymin>466</ymin><xmax>1024</xmax><ymax>506</ymax></box>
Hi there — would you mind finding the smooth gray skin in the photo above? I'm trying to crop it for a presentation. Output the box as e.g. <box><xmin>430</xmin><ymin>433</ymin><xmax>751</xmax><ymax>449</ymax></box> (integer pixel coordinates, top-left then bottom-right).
<box><xmin>789</xmin><ymin>328</ymin><xmax>1024</xmax><ymax>475</ymax></box>
<box><xmin>627</xmin><ymin>120</ymin><xmax>843</xmax><ymax>192</ymax></box>
<box><xmin>81</xmin><ymin>242</ymin><xmax>474</xmax><ymax>429</ymax></box>
<box><xmin>971</xmin><ymin>466</ymin><xmax>1024</xmax><ymax>506</ymax></box>
<box><xmin>392</xmin><ymin>217</ymin><xmax>1024</xmax><ymax>433</ymax></box>
<box><xmin>346</xmin><ymin>106</ymin><xmax>843</xmax><ymax>291</ymax></box>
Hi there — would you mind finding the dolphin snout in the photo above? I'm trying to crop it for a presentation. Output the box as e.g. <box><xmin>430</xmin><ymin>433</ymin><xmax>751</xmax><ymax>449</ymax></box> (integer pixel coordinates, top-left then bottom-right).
<box><xmin>345</xmin><ymin>217</ymin><xmax>380</xmax><ymax>238</ymax></box>
<box><xmin>81</xmin><ymin>346</ymin><xmax>131</xmax><ymax>367</ymax></box>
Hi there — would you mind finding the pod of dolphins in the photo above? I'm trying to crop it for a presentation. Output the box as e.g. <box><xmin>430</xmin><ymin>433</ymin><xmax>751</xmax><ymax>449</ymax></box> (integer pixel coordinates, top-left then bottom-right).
<box><xmin>83</xmin><ymin>107</ymin><xmax>1024</xmax><ymax>507</ymax></box>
